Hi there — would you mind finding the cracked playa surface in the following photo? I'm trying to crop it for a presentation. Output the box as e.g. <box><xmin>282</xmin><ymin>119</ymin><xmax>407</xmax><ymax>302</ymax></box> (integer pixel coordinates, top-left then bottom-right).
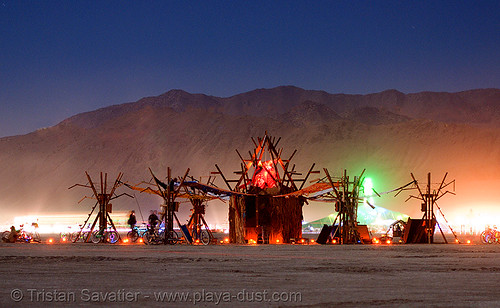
<box><xmin>1</xmin><ymin>243</ymin><xmax>500</xmax><ymax>307</ymax></box>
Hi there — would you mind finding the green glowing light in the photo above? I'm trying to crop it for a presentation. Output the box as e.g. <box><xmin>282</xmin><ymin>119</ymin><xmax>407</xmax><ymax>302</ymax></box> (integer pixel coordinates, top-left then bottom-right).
<box><xmin>363</xmin><ymin>177</ymin><xmax>373</xmax><ymax>196</ymax></box>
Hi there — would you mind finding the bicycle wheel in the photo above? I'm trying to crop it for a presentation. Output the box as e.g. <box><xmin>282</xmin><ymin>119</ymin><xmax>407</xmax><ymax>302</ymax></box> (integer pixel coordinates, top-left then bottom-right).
<box><xmin>91</xmin><ymin>231</ymin><xmax>103</xmax><ymax>243</ymax></box>
<box><xmin>1</xmin><ymin>231</ymin><xmax>9</xmax><ymax>241</ymax></box>
<box><xmin>486</xmin><ymin>231</ymin><xmax>495</xmax><ymax>244</ymax></box>
<box><xmin>128</xmin><ymin>230</ymin><xmax>139</xmax><ymax>242</ymax></box>
<box><xmin>60</xmin><ymin>232</ymin><xmax>68</xmax><ymax>242</ymax></box>
<box><xmin>142</xmin><ymin>231</ymin><xmax>152</xmax><ymax>245</ymax></box>
<box><xmin>167</xmin><ymin>230</ymin><xmax>179</xmax><ymax>245</ymax></box>
<box><xmin>200</xmin><ymin>230</ymin><xmax>210</xmax><ymax>245</ymax></box>
<box><xmin>79</xmin><ymin>231</ymin><xmax>89</xmax><ymax>242</ymax></box>
<box><xmin>2</xmin><ymin>231</ymin><xmax>10</xmax><ymax>242</ymax></box>
<box><xmin>106</xmin><ymin>231</ymin><xmax>119</xmax><ymax>244</ymax></box>
<box><xmin>480</xmin><ymin>231</ymin><xmax>488</xmax><ymax>244</ymax></box>
<box><xmin>71</xmin><ymin>232</ymin><xmax>79</xmax><ymax>243</ymax></box>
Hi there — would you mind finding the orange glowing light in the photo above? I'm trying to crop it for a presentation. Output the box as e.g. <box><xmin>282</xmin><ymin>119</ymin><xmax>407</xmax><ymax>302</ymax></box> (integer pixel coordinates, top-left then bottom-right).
<box><xmin>300</xmin><ymin>239</ymin><xmax>305</xmax><ymax>243</ymax></box>
<box><xmin>455</xmin><ymin>239</ymin><xmax>459</xmax><ymax>243</ymax></box>
<box><xmin>48</xmin><ymin>238</ymin><xmax>53</xmax><ymax>243</ymax></box>
<box><xmin>195</xmin><ymin>239</ymin><xmax>200</xmax><ymax>244</ymax></box>
<box><xmin>276</xmin><ymin>239</ymin><xmax>280</xmax><ymax>243</ymax></box>
<box><xmin>224</xmin><ymin>238</ymin><xmax>229</xmax><ymax>243</ymax></box>
<box><xmin>123</xmin><ymin>239</ymin><xmax>129</xmax><ymax>243</ymax></box>
<box><xmin>467</xmin><ymin>240</ymin><xmax>471</xmax><ymax>244</ymax></box>
<box><xmin>62</xmin><ymin>238</ymin><xmax>66</xmax><ymax>242</ymax></box>
<box><xmin>220</xmin><ymin>240</ymin><xmax>224</xmax><ymax>244</ymax></box>
<box><xmin>311</xmin><ymin>239</ymin><xmax>315</xmax><ymax>243</ymax></box>
<box><xmin>139</xmin><ymin>238</ymin><xmax>143</xmax><ymax>243</ymax></box>
<box><xmin>386</xmin><ymin>240</ymin><xmax>392</xmax><ymax>244</ymax></box>
<box><xmin>332</xmin><ymin>239</ymin><xmax>337</xmax><ymax>244</ymax></box>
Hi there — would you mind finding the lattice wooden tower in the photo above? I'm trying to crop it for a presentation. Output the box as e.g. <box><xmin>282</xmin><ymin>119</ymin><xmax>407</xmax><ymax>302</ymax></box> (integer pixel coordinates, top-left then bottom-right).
<box><xmin>213</xmin><ymin>132</ymin><xmax>318</xmax><ymax>244</ymax></box>
<box><xmin>148</xmin><ymin>167</ymin><xmax>190</xmax><ymax>243</ymax></box>
<box><xmin>181</xmin><ymin>176</ymin><xmax>216</xmax><ymax>245</ymax></box>
<box><xmin>69</xmin><ymin>172</ymin><xmax>132</xmax><ymax>243</ymax></box>
<box><xmin>322</xmin><ymin>168</ymin><xmax>371</xmax><ymax>244</ymax></box>
<box><xmin>402</xmin><ymin>172</ymin><xmax>458</xmax><ymax>243</ymax></box>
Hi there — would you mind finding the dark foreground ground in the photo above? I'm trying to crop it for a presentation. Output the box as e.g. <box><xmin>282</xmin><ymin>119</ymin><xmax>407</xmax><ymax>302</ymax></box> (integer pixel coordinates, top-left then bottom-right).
<box><xmin>1</xmin><ymin>241</ymin><xmax>499</xmax><ymax>307</ymax></box>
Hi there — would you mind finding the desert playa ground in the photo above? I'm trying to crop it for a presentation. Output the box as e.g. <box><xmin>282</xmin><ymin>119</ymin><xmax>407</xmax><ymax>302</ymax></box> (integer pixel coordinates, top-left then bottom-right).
<box><xmin>1</xmin><ymin>241</ymin><xmax>500</xmax><ymax>307</ymax></box>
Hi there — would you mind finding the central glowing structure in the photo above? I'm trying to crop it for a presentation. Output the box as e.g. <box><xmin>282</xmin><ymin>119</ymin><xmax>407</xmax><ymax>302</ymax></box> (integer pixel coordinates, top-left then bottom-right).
<box><xmin>213</xmin><ymin>133</ymin><xmax>317</xmax><ymax>244</ymax></box>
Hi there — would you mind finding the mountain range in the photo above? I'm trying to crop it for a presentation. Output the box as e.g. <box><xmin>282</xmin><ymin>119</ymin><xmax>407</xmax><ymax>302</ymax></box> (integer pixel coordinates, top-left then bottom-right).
<box><xmin>1</xmin><ymin>86</ymin><xmax>499</xmax><ymax>225</ymax></box>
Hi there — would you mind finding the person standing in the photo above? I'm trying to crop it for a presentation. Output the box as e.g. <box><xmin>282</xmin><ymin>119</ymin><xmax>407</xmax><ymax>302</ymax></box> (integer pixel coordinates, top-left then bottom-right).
<box><xmin>127</xmin><ymin>210</ymin><xmax>137</xmax><ymax>231</ymax></box>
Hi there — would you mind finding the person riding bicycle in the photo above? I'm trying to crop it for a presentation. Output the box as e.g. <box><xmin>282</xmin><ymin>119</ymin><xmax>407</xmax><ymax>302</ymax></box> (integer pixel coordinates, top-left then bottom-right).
<box><xmin>127</xmin><ymin>210</ymin><xmax>137</xmax><ymax>231</ymax></box>
<box><xmin>147</xmin><ymin>210</ymin><xmax>160</xmax><ymax>234</ymax></box>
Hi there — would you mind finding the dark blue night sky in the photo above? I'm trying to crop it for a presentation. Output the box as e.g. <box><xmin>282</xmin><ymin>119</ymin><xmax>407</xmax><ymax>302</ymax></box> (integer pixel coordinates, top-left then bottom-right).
<box><xmin>1</xmin><ymin>1</ymin><xmax>498</xmax><ymax>137</ymax></box>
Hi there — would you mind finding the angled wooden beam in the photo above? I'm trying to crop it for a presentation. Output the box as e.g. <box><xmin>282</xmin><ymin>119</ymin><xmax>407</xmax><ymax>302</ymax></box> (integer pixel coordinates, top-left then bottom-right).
<box><xmin>435</xmin><ymin>172</ymin><xmax>448</xmax><ymax>197</ymax></box>
<box><xmin>215</xmin><ymin>164</ymin><xmax>233</xmax><ymax>191</ymax></box>
<box><xmin>410</xmin><ymin>173</ymin><xmax>425</xmax><ymax>200</ymax></box>
<box><xmin>251</xmin><ymin>137</ymin><xmax>258</xmax><ymax>148</ymax></box>
<box><xmin>85</xmin><ymin>172</ymin><xmax>99</xmax><ymax>200</ymax></box>
<box><xmin>299</xmin><ymin>163</ymin><xmax>316</xmax><ymax>190</ymax></box>
<box><xmin>172</xmin><ymin>168</ymin><xmax>190</xmax><ymax>200</ymax></box>
<box><xmin>274</xmin><ymin>136</ymin><xmax>281</xmax><ymax>148</ymax></box>
<box><xmin>323</xmin><ymin>168</ymin><xmax>341</xmax><ymax>200</ymax></box>
<box><xmin>108</xmin><ymin>172</ymin><xmax>123</xmax><ymax>200</ymax></box>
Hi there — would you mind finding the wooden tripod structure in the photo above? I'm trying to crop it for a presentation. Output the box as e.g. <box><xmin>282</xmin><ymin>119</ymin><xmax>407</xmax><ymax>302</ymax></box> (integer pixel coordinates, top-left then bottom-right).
<box><xmin>405</xmin><ymin>172</ymin><xmax>458</xmax><ymax>243</ymax></box>
<box><xmin>69</xmin><ymin>172</ymin><xmax>132</xmax><ymax>243</ymax></box>
<box><xmin>213</xmin><ymin>132</ymin><xmax>318</xmax><ymax>243</ymax></box>
<box><xmin>148</xmin><ymin>167</ymin><xmax>190</xmax><ymax>243</ymax></box>
<box><xmin>186</xmin><ymin>199</ymin><xmax>213</xmax><ymax>244</ymax></box>
<box><xmin>123</xmin><ymin>168</ymin><xmax>218</xmax><ymax>245</ymax></box>
<box><xmin>181</xmin><ymin>176</ymin><xmax>216</xmax><ymax>245</ymax></box>
<box><xmin>323</xmin><ymin>168</ymin><xmax>371</xmax><ymax>244</ymax></box>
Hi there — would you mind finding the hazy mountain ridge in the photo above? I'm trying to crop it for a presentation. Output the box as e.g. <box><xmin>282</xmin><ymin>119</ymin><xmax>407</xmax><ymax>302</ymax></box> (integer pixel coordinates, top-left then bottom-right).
<box><xmin>57</xmin><ymin>86</ymin><xmax>500</xmax><ymax>130</ymax></box>
<box><xmin>1</xmin><ymin>86</ymin><xmax>500</xmax><ymax>224</ymax></box>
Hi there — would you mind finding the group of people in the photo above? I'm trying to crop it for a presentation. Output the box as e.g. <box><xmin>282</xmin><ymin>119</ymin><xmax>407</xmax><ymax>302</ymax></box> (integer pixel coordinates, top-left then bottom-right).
<box><xmin>127</xmin><ymin>209</ymin><xmax>161</xmax><ymax>233</ymax></box>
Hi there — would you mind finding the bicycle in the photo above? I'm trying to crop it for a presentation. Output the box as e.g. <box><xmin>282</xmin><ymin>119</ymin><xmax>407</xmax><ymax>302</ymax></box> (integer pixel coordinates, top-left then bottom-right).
<box><xmin>480</xmin><ymin>226</ymin><xmax>500</xmax><ymax>244</ymax></box>
<box><xmin>192</xmin><ymin>227</ymin><xmax>211</xmax><ymax>245</ymax></box>
<box><xmin>127</xmin><ymin>224</ymin><xmax>147</xmax><ymax>242</ymax></box>
<box><xmin>142</xmin><ymin>225</ymin><xmax>179</xmax><ymax>245</ymax></box>
<box><xmin>16</xmin><ymin>226</ymin><xmax>33</xmax><ymax>243</ymax></box>
<box><xmin>26</xmin><ymin>222</ymin><xmax>41</xmax><ymax>243</ymax></box>
<box><xmin>142</xmin><ymin>225</ymin><xmax>161</xmax><ymax>245</ymax></box>
<box><xmin>70</xmin><ymin>224</ymin><xmax>93</xmax><ymax>243</ymax></box>
<box><xmin>91</xmin><ymin>227</ymin><xmax>120</xmax><ymax>244</ymax></box>
<box><xmin>60</xmin><ymin>226</ymin><xmax>75</xmax><ymax>242</ymax></box>
<box><xmin>72</xmin><ymin>230</ymin><xmax>91</xmax><ymax>242</ymax></box>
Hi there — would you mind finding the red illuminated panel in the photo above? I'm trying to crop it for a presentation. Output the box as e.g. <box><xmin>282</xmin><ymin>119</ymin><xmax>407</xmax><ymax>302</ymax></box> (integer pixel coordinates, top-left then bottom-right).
<box><xmin>252</xmin><ymin>160</ymin><xmax>278</xmax><ymax>189</ymax></box>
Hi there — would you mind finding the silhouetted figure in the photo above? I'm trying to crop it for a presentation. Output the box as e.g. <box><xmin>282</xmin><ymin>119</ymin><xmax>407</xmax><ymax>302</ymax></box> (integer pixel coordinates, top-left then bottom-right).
<box><xmin>127</xmin><ymin>210</ymin><xmax>137</xmax><ymax>230</ymax></box>
<box><xmin>148</xmin><ymin>210</ymin><xmax>159</xmax><ymax>233</ymax></box>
